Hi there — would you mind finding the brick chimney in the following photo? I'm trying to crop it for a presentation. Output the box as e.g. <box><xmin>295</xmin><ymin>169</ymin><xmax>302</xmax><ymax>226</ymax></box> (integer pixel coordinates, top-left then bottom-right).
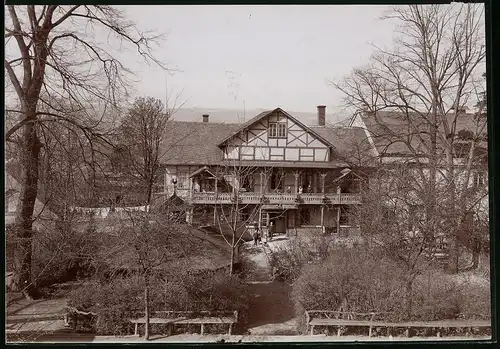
<box><xmin>202</xmin><ymin>114</ymin><xmax>209</xmax><ymax>123</ymax></box>
<box><xmin>317</xmin><ymin>105</ymin><xmax>326</xmax><ymax>126</ymax></box>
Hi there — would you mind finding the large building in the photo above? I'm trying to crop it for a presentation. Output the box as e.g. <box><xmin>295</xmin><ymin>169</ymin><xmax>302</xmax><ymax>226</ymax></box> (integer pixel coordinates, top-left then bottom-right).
<box><xmin>156</xmin><ymin>106</ymin><xmax>374</xmax><ymax>236</ymax></box>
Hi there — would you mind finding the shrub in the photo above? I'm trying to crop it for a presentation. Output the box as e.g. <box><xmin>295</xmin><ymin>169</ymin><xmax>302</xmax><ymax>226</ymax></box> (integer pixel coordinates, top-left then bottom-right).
<box><xmin>410</xmin><ymin>273</ymin><xmax>462</xmax><ymax>321</ymax></box>
<box><xmin>292</xmin><ymin>248</ymin><xmax>491</xmax><ymax>334</ymax></box>
<box><xmin>178</xmin><ymin>271</ymin><xmax>251</xmax><ymax>331</ymax></box>
<box><xmin>67</xmin><ymin>276</ymin><xmax>143</xmax><ymax>335</ymax></box>
<box><xmin>67</xmin><ymin>271</ymin><xmax>251</xmax><ymax>335</ymax></box>
<box><xmin>292</xmin><ymin>248</ymin><xmax>404</xmax><ymax>332</ymax></box>
<box><xmin>32</xmin><ymin>221</ymin><xmax>100</xmax><ymax>288</ymax></box>
<box><xmin>411</xmin><ymin>271</ymin><xmax>491</xmax><ymax>321</ymax></box>
<box><xmin>267</xmin><ymin>237</ymin><xmax>316</xmax><ymax>282</ymax></box>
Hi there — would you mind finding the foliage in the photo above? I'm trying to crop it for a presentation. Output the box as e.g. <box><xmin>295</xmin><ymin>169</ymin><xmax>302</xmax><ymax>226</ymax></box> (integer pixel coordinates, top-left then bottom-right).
<box><xmin>67</xmin><ymin>276</ymin><xmax>143</xmax><ymax>335</ymax></box>
<box><xmin>292</xmin><ymin>248</ymin><xmax>490</xmax><ymax>333</ymax></box>
<box><xmin>5</xmin><ymin>4</ymin><xmax>165</xmax><ymax>297</ymax></box>
<box><xmin>31</xmin><ymin>220</ymin><xmax>100</xmax><ymax>288</ymax></box>
<box><xmin>67</xmin><ymin>271</ymin><xmax>250</xmax><ymax>335</ymax></box>
<box><xmin>117</xmin><ymin>97</ymin><xmax>170</xmax><ymax>205</ymax></box>
<box><xmin>177</xmin><ymin>271</ymin><xmax>251</xmax><ymax>328</ymax></box>
<box><xmin>332</xmin><ymin>3</ymin><xmax>487</xmax><ymax>274</ymax></box>
<box><xmin>267</xmin><ymin>237</ymin><xmax>317</xmax><ymax>282</ymax></box>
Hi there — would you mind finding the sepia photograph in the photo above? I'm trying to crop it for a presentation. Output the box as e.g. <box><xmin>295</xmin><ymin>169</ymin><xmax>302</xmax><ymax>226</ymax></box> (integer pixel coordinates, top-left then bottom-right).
<box><xmin>4</xmin><ymin>2</ymin><xmax>492</xmax><ymax>344</ymax></box>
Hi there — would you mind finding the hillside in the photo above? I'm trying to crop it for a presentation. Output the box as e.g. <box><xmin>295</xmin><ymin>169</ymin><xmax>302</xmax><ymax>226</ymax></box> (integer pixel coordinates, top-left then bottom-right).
<box><xmin>170</xmin><ymin>107</ymin><xmax>350</xmax><ymax>126</ymax></box>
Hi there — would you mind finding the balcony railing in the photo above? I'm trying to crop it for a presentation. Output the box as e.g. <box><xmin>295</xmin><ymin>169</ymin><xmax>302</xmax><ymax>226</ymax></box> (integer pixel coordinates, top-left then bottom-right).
<box><xmin>189</xmin><ymin>192</ymin><xmax>361</xmax><ymax>205</ymax></box>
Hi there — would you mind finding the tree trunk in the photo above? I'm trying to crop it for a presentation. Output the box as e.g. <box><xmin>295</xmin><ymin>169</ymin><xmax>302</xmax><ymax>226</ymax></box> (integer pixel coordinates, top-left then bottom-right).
<box><xmin>13</xmin><ymin>117</ymin><xmax>42</xmax><ymax>299</ymax></box>
<box><xmin>472</xmin><ymin>246</ymin><xmax>480</xmax><ymax>270</ymax></box>
<box><xmin>146</xmin><ymin>178</ymin><xmax>154</xmax><ymax>210</ymax></box>
<box><xmin>405</xmin><ymin>278</ymin><xmax>414</xmax><ymax>320</ymax></box>
<box><xmin>144</xmin><ymin>273</ymin><xmax>151</xmax><ymax>340</ymax></box>
<box><xmin>229</xmin><ymin>246</ymin><xmax>235</xmax><ymax>276</ymax></box>
<box><xmin>445</xmin><ymin>149</ymin><xmax>460</xmax><ymax>274</ymax></box>
<box><xmin>229</xmin><ymin>190</ymin><xmax>238</xmax><ymax>276</ymax></box>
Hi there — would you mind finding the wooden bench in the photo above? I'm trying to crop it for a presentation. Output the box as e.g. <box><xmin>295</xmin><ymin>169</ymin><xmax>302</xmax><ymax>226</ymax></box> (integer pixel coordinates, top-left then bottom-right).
<box><xmin>306</xmin><ymin>310</ymin><xmax>490</xmax><ymax>337</ymax></box>
<box><xmin>64</xmin><ymin>307</ymin><xmax>97</xmax><ymax>330</ymax></box>
<box><xmin>130</xmin><ymin>311</ymin><xmax>238</xmax><ymax>337</ymax></box>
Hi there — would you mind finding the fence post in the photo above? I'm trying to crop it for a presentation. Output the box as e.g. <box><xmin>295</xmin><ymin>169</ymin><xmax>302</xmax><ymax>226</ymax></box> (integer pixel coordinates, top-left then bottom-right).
<box><xmin>305</xmin><ymin>311</ymin><xmax>310</xmax><ymax>335</ymax></box>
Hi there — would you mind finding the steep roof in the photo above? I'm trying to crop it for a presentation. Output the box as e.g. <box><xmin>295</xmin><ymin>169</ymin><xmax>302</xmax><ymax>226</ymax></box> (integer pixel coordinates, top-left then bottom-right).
<box><xmin>359</xmin><ymin>110</ymin><xmax>487</xmax><ymax>156</ymax></box>
<box><xmin>310</xmin><ymin>126</ymin><xmax>376</xmax><ymax>165</ymax></box>
<box><xmin>160</xmin><ymin>121</ymin><xmax>240</xmax><ymax>165</ymax></box>
<box><xmin>159</xmin><ymin>115</ymin><xmax>372</xmax><ymax>167</ymax></box>
<box><xmin>217</xmin><ymin>108</ymin><xmax>337</xmax><ymax>149</ymax></box>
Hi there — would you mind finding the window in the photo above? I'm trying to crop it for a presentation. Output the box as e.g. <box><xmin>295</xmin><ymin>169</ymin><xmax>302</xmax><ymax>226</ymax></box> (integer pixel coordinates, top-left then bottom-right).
<box><xmin>176</xmin><ymin>172</ymin><xmax>189</xmax><ymax>189</ymax></box>
<box><xmin>339</xmin><ymin>206</ymin><xmax>350</xmax><ymax>225</ymax></box>
<box><xmin>241</xmin><ymin>175</ymin><xmax>255</xmax><ymax>192</ymax></box>
<box><xmin>270</xmin><ymin>169</ymin><xmax>284</xmax><ymax>191</ymax></box>
<box><xmin>299</xmin><ymin>208</ymin><xmax>311</xmax><ymax>225</ymax></box>
<box><xmin>474</xmin><ymin>171</ymin><xmax>487</xmax><ymax>187</ymax></box>
<box><xmin>239</xmin><ymin>211</ymin><xmax>250</xmax><ymax>221</ymax></box>
<box><xmin>269</xmin><ymin>122</ymin><xmax>287</xmax><ymax>138</ymax></box>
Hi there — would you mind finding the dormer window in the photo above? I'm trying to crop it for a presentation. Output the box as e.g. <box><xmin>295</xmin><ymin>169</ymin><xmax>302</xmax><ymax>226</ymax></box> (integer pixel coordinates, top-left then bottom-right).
<box><xmin>269</xmin><ymin>121</ymin><xmax>287</xmax><ymax>138</ymax></box>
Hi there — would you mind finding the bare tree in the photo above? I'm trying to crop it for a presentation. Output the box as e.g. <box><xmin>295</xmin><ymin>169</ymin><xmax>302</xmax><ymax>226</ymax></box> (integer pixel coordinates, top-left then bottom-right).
<box><xmin>4</xmin><ymin>5</ymin><xmax>165</xmax><ymax>298</ymax></box>
<box><xmin>118</xmin><ymin>96</ymin><xmax>185</xmax><ymax>208</ymax></box>
<box><xmin>352</xmin><ymin>163</ymin><xmax>448</xmax><ymax>318</ymax></box>
<box><xmin>114</xmin><ymin>212</ymin><xmax>186</xmax><ymax>339</ymax></box>
<box><xmin>331</xmin><ymin>4</ymin><xmax>487</xmax><ymax>273</ymax></box>
<box><xmin>211</xmin><ymin>162</ymin><xmax>287</xmax><ymax>275</ymax></box>
<box><xmin>74</xmin><ymin>205</ymin><xmax>193</xmax><ymax>340</ymax></box>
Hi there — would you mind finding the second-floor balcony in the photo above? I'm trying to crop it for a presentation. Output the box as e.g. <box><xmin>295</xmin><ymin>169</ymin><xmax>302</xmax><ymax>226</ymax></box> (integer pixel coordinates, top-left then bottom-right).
<box><xmin>189</xmin><ymin>192</ymin><xmax>361</xmax><ymax>205</ymax></box>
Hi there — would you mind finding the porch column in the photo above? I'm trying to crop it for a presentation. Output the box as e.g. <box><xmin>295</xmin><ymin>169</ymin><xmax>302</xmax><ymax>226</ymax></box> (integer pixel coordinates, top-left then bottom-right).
<box><xmin>320</xmin><ymin>205</ymin><xmax>325</xmax><ymax>234</ymax></box>
<box><xmin>266</xmin><ymin>212</ymin><xmax>270</xmax><ymax>239</ymax></box>
<box><xmin>258</xmin><ymin>206</ymin><xmax>262</xmax><ymax>232</ymax></box>
<box><xmin>164</xmin><ymin>172</ymin><xmax>169</xmax><ymax>194</ymax></box>
<box><xmin>189</xmin><ymin>176</ymin><xmax>194</xmax><ymax>201</ymax></box>
<box><xmin>214</xmin><ymin>174</ymin><xmax>218</xmax><ymax>225</ymax></box>
<box><xmin>294</xmin><ymin>171</ymin><xmax>300</xmax><ymax>193</ymax></box>
<box><xmin>336</xmin><ymin>185</ymin><xmax>341</xmax><ymax>234</ymax></box>
<box><xmin>336</xmin><ymin>206</ymin><xmax>341</xmax><ymax>235</ymax></box>
<box><xmin>260</xmin><ymin>172</ymin><xmax>265</xmax><ymax>194</ymax></box>
<box><xmin>321</xmin><ymin>173</ymin><xmax>327</xmax><ymax>194</ymax></box>
<box><xmin>187</xmin><ymin>207</ymin><xmax>194</xmax><ymax>225</ymax></box>
<box><xmin>313</xmin><ymin>171</ymin><xmax>318</xmax><ymax>193</ymax></box>
<box><xmin>260</xmin><ymin>169</ymin><xmax>271</xmax><ymax>194</ymax></box>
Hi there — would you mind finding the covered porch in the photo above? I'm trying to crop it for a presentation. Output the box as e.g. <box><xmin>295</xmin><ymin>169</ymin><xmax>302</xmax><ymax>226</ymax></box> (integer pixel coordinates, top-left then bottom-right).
<box><xmin>247</xmin><ymin>204</ymin><xmax>360</xmax><ymax>239</ymax></box>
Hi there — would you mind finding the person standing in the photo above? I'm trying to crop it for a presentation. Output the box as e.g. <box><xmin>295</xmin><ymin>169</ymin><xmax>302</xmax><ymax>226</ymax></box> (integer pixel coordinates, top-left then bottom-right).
<box><xmin>268</xmin><ymin>221</ymin><xmax>275</xmax><ymax>240</ymax></box>
<box><xmin>253</xmin><ymin>223</ymin><xmax>259</xmax><ymax>246</ymax></box>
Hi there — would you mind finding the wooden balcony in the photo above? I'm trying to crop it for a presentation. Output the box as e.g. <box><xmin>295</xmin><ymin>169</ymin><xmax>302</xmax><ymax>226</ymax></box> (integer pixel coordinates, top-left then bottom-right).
<box><xmin>189</xmin><ymin>192</ymin><xmax>361</xmax><ymax>205</ymax></box>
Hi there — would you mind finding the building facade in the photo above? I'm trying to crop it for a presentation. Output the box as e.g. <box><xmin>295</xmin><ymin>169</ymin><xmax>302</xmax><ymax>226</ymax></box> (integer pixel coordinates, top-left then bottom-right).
<box><xmin>156</xmin><ymin>107</ymin><xmax>371</xmax><ymax>237</ymax></box>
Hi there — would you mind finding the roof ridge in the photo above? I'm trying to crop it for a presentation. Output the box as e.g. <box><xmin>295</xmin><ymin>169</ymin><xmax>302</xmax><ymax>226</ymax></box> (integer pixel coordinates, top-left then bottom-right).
<box><xmin>170</xmin><ymin>120</ymin><xmax>241</xmax><ymax>125</ymax></box>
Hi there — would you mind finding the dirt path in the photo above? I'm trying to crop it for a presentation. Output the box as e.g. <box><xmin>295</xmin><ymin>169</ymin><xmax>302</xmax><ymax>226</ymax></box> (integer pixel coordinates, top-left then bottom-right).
<box><xmin>241</xmin><ymin>241</ymin><xmax>298</xmax><ymax>335</ymax></box>
<box><xmin>5</xmin><ymin>281</ymin><xmax>89</xmax><ymax>340</ymax></box>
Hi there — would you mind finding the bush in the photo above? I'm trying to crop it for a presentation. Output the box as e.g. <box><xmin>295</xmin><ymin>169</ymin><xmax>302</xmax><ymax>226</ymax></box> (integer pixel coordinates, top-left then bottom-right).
<box><xmin>67</xmin><ymin>271</ymin><xmax>251</xmax><ymax>335</ymax></box>
<box><xmin>176</xmin><ymin>271</ymin><xmax>251</xmax><ymax>332</ymax></box>
<box><xmin>267</xmin><ymin>237</ymin><xmax>316</xmax><ymax>282</ymax></box>
<box><xmin>67</xmin><ymin>276</ymin><xmax>143</xmax><ymax>335</ymax></box>
<box><xmin>291</xmin><ymin>248</ymin><xmax>491</xmax><ymax>334</ymax></box>
<box><xmin>411</xmin><ymin>273</ymin><xmax>462</xmax><ymax>321</ymax></box>
<box><xmin>411</xmin><ymin>271</ymin><xmax>491</xmax><ymax>321</ymax></box>
<box><xmin>292</xmin><ymin>249</ymin><xmax>404</xmax><ymax>332</ymax></box>
<box><xmin>32</xmin><ymin>220</ymin><xmax>100</xmax><ymax>288</ymax></box>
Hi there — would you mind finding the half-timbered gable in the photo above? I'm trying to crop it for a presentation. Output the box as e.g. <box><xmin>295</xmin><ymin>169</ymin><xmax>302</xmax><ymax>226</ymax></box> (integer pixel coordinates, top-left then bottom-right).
<box><xmin>219</xmin><ymin>108</ymin><xmax>333</xmax><ymax>162</ymax></box>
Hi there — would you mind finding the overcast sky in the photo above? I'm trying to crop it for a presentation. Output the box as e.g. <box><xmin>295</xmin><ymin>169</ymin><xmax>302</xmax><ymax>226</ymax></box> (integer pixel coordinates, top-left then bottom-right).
<box><xmin>121</xmin><ymin>5</ymin><xmax>398</xmax><ymax>114</ymax></box>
